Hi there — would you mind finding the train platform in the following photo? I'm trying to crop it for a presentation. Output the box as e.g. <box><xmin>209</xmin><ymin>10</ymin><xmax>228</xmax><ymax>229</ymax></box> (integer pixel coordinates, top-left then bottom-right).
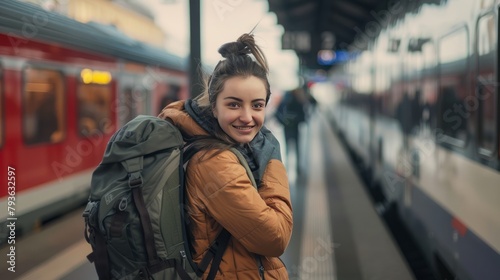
<box><xmin>0</xmin><ymin>110</ymin><xmax>415</xmax><ymax>280</ymax></box>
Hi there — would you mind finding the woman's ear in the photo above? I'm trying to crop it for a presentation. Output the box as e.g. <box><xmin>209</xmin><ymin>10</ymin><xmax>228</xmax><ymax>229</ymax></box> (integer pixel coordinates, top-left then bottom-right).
<box><xmin>212</xmin><ymin>105</ymin><xmax>218</xmax><ymax>119</ymax></box>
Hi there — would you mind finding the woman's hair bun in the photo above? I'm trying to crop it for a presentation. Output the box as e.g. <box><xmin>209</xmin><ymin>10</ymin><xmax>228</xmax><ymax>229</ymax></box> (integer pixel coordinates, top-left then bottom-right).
<box><xmin>217</xmin><ymin>33</ymin><xmax>268</xmax><ymax>72</ymax></box>
<box><xmin>218</xmin><ymin>41</ymin><xmax>250</xmax><ymax>58</ymax></box>
<box><xmin>218</xmin><ymin>33</ymin><xmax>258</xmax><ymax>58</ymax></box>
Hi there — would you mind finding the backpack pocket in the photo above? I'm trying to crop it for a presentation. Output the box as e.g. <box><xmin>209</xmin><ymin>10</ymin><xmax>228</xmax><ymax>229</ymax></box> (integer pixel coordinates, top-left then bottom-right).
<box><xmin>103</xmin><ymin>195</ymin><xmax>149</xmax><ymax>275</ymax></box>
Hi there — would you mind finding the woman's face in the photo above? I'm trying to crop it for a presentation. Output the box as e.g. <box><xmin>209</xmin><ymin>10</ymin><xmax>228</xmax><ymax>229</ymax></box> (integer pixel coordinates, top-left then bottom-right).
<box><xmin>213</xmin><ymin>76</ymin><xmax>267</xmax><ymax>144</ymax></box>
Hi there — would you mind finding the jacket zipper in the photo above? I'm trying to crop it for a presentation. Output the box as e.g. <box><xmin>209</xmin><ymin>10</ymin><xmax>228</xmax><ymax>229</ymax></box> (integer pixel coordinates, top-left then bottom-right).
<box><xmin>278</xmin><ymin>257</ymin><xmax>287</xmax><ymax>268</ymax></box>
<box><xmin>256</xmin><ymin>255</ymin><xmax>265</xmax><ymax>280</ymax></box>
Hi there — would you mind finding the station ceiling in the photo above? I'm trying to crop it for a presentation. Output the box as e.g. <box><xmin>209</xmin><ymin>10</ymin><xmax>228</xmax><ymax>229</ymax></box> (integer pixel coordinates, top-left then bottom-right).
<box><xmin>267</xmin><ymin>0</ymin><xmax>443</xmax><ymax>70</ymax></box>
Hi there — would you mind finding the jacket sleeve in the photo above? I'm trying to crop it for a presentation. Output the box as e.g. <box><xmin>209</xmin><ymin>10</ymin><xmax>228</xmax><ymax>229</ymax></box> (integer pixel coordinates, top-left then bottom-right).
<box><xmin>187</xmin><ymin>150</ymin><xmax>293</xmax><ymax>257</ymax></box>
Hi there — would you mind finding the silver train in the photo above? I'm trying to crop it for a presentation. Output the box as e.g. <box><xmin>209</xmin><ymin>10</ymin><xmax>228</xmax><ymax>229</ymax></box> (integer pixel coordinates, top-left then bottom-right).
<box><xmin>326</xmin><ymin>0</ymin><xmax>500</xmax><ymax>279</ymax></box>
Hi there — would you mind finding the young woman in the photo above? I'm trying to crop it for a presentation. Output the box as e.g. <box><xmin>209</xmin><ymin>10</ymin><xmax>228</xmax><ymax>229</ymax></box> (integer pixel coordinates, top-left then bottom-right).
<box><xmin>159</xmin><ymin>33</ymin><xmax>293</xmax><ymax>279</ymax></box>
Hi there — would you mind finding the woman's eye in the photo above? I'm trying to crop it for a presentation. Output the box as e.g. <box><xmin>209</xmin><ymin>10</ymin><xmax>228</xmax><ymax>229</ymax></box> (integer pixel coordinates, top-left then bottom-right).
<box><xmin>228</xmin><ymin>102</ymin><xmax>240</xmax><ymax>108</ymax></box>
<box><xmin>253</xmin><ymin>103</ymin><xmax>265</xmax><ymax>109</ymax></box>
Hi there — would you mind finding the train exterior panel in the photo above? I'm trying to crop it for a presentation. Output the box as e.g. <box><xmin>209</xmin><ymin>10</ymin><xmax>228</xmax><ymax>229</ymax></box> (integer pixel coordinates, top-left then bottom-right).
<box><xmin>330</xmin><ymin>0</ymin><xmax>500</xmax><ymax>279</ymax></box>
<box><xmin>0</xmin><ymin>1</ymin><xmax>187</xmax><ymax>242</ymax></box>
<box><xmin>0</xmin><ymin>32</ymin><xmax>117</xmax><ymax>194</ymax></box>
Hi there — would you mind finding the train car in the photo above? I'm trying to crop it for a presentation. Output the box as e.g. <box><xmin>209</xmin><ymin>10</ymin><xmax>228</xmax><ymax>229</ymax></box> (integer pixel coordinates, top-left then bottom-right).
<box><xmin>0</xmin><ymin>1</ymin><xmax>188</xmax><ymax>243</ymax></box>
<box><xmin>329</xmin><ymin>0</ymin><xmax>500</xmax><ymax>279</ymax></box>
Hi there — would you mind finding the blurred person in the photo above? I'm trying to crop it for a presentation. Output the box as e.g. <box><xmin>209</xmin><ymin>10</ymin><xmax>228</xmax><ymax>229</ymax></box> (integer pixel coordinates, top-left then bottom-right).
<box><xmin>274</xmin><ymin>87</ymin><xmax>308</xmax><ymax>173</ymax></box>
<box><xmin>159</xmin><ymin>33</ymin><xmax>293</xmax><ymax>279</ymax></box>
<box><xmin>396</xmin><ymin>92</ymin><xmax>413</xmax><ymax>148</ymax></box>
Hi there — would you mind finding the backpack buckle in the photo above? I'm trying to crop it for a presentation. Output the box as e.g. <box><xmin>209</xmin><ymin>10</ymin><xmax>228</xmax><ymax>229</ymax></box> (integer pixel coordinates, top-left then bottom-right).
<box><xmin>82</xmin><ymin>201</ymin><xmax>98</xmax><ymax>219</ymax></box>
<box><xmin>128</xmin><ymin>172</ymin><xmax>143</xmax><ymax>188</ymax></box>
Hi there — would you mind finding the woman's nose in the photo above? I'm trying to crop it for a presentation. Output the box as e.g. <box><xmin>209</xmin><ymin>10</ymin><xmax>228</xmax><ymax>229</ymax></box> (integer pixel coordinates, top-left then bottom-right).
<box><xmin>239</xmin><ymin>107</ymin><xmax>252</xmax><ymax>122</ymax></box>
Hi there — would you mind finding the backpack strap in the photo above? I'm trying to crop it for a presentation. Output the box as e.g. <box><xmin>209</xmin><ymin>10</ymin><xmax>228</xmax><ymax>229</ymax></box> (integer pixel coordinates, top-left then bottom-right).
<box><xmin>182</xmin><ymin>145</ymin><xmax>233</xmax><ymax>279</ymax></box>
<box><xmin>189</xmin><ymin>147</ymin><xmax>258</xmax><ymax>279</ymax></box>
<box><xmin>122</xmin><ymin>157</ymin><xmax>159</xmax><ymax>266</ymax></box>
<box><xmin>83</xmin><ymin>202</ymin><xmax>111</xmax><ymax>280</ymax></box>
<box><xmin>89</xmin><ymin>230</ymin><xmax>111</xmax><ymax>280</ymax></box>
<box><xmin>229</xmin><ymin>147</ymin><xmax>257</xmax><ymax>188</ymax></box>
<box><xmin>196</xmin><ymin>228</ymin><xmax>231</xmax><ymax>279</ymax></box>
<box><xmin>149</xmin><ymin>258</ymin><xmax>192</xmax><ymax>280</ymax></box>
<box><xmin>206</xmin><ymin>229</ymin><xmax>231</xmax><ymax>280</ymax></box>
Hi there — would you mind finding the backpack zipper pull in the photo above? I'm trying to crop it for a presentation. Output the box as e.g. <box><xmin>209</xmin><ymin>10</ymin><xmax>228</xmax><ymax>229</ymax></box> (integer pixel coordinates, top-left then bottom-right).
<box><xmin>180</xmin><ymin>250</ymin><xmax>187</xmax><ymax>269</ymax></box>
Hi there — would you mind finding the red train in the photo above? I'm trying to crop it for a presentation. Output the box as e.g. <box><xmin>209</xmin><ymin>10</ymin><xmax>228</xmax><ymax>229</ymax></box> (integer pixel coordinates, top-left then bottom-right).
<box><xmin>0</xmin><ymin>1</ymin><xmax>188</xmax><ymax>243</ymax></box>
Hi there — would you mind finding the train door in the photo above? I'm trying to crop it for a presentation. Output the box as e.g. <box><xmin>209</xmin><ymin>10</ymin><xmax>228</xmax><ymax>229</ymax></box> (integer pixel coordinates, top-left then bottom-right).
<box><xmin>400</xmin><ymin>35</ymin><xmax>434</xmax><ymax>207</ymax></box>
<box><xmin>437</xmin><ymin>26</ymin><xmax>470</xmax><ymax>146</ymax></box>
<box><xmin>77</xmin><ymin>68</ymin><xmax>114</xmax><ymax>138</ymax></box>
<box><xmin>475</xmin><ymin>10</ymin><xmax>498</xmax><ymax>159</ymax></box>
<box><xmin>393</xmin><ymin>35</ymin><xmax>414</xmax><ymax>183</ymax></box>
<box><xmin>0</xmin><ymin>65</ymin><xmax>3</xmax><ymax>150</ymax></box>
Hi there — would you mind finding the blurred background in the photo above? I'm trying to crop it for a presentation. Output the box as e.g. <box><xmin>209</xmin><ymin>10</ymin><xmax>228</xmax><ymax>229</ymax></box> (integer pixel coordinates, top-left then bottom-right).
<box><xmin>1</xmin><ymin>0</ymin><xmax>499</xmax><ymax>279</ymax></box>
<box><xmin>29</xmin><ymin>0</ymin><xmax>302</xmax><ymax>91</ymax></box>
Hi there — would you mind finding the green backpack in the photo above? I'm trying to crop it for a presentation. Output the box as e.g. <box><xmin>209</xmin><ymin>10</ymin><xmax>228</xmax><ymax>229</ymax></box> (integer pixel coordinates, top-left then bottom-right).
<box><xmin>83</xmin><ymin>115</ymin><xmax>256</xmax><ymax>280</ymax></box>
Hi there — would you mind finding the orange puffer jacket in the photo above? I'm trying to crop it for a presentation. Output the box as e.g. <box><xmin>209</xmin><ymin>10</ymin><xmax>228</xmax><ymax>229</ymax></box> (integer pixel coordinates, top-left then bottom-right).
<box><xmin>159</xmin><ymin>101</ymin><xmax>293</xmax><ymax>279</ymax></box>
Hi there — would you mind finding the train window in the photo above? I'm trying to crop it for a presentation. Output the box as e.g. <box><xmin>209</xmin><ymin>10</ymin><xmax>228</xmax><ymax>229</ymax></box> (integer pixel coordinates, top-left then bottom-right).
<box><xmin>476</xmin><ymin>13</ymin><xmax>497</xmax><ymax>155</ymax></box>
<box><xmin>438</xmin><ymin>28</ymin><xmax>469</xmax><ymax>144</ymax></box>
<box><xmin>422</xmin><ymin>40</ymin><xmax>437</xmax><ymax>69</ymax></box>
<box><xmin>77</xmin><ymin>83</ymin><xmax>112</xmax><ymax>137</ymax></box>
<box><xmin>22</xmin><ymin>68</ymin><xmax>65</xmax><ymax>145</ymax></box>
<box><xmin>121</xmin><ymin>87</ymin><xmax>147</xmax><ymax>125</ymax></box>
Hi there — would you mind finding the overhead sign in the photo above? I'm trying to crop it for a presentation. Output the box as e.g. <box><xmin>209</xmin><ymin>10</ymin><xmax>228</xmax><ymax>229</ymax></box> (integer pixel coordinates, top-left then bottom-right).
<box><xmin>282</xmin><ymin>31</ymin><xmax>311</xmax><ymax>52</ymax></box>
<box><xmin>317</xmin><ymin>50</ymin><xmax>357</xmax><ymax>65</ymax></box>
